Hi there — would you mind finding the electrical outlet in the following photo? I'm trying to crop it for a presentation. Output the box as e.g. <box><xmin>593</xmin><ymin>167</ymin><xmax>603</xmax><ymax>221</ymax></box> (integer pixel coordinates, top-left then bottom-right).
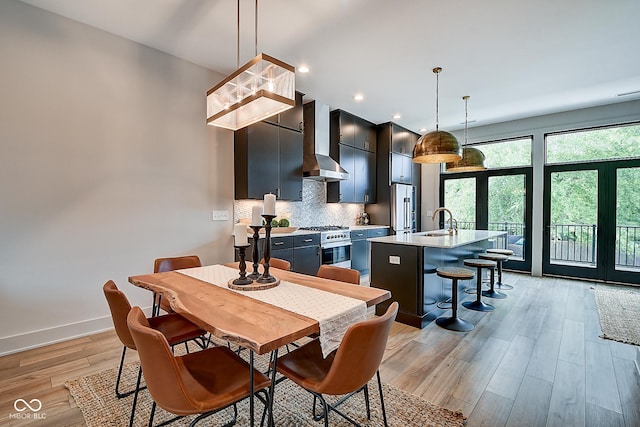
<box><xmin>389</xmin><ymin>256</ymin><xmax>400</xmax><ymax>265</ymax></box>
<box><xmin>212</xmin><ymin>210</ymin><xmax>229</xmax><ymax>221</ymax></box>
<box><xmin>427</xmin><ymin>210</ymin><xmax>434</xmax><ymax>217</ymax></box>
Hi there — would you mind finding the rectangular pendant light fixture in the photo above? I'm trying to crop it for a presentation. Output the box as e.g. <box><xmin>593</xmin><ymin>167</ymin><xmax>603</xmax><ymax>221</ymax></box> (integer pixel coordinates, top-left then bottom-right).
<box><xmin>206</xmin><ymin>53</ymin><xmax>295</xmax><ymax>131</ymax></box>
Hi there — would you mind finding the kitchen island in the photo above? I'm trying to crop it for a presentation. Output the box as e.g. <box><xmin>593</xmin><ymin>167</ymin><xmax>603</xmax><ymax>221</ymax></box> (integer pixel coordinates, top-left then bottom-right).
<box><xmin>368</xmin><ymin>230</ymin><xmax>506</xmax><ymax>328</ymax></box>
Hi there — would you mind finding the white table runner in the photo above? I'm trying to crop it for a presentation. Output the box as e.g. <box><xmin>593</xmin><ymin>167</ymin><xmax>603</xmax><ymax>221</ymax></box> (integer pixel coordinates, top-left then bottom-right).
<box><xmin>177</xmin><ymin>265</ymin><xmax>366</xmax><ymax>357</ymax></box>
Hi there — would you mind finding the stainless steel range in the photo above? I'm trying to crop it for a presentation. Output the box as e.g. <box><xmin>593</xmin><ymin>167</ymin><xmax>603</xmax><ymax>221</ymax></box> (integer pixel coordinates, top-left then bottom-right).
<box><xmin>299</xmin><ymin>226</ymin><xmax>352</xmax><ymax>268</ymax></box>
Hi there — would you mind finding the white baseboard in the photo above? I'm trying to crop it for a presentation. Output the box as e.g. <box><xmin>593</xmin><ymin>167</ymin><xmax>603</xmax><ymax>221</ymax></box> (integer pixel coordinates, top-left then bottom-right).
<box><xmin>0</xmin><ymin>306</ymin><xmax>153</xmax><ymax>356</ymax></box>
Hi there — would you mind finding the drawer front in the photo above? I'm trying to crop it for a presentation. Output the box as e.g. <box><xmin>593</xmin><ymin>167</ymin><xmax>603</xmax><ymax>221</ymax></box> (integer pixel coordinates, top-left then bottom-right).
<box><xmin>293</xmin><ymin>233</ymin><xmax>320</xmax><ymax>247</ymax></box>
<box><xmin>350</xmin><ymin>230</ymin><xmax>367</xmax><ymax>241</ymax></box>
<box><xmin>270</xmin><ymin>236</ymin><xmax>293</xmax><ymax>250</ymax></box>
<box><xmin>367</xmin><ymin>228</ymin><xmax>389</xmax><ymax>238</ymax></box>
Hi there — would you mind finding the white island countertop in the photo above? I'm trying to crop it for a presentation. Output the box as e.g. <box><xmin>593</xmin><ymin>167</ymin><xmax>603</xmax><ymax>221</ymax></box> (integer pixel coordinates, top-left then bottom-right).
<box><xmin>368</xmin><ymin>229</ymin><xmax>506</xmax><ymax>249</ymax></box>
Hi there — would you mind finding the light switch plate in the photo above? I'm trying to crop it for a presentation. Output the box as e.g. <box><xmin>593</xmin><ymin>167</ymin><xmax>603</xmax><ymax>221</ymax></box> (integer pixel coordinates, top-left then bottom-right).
<box><xmin>212</xmin><ymin>210</ymin><xmax>229</xmax><ymax>221</ymax></box>
<box><xmin>389</xmin><ymin>256</ymin><xmax>400</xmax><ymax>265</ymax></box>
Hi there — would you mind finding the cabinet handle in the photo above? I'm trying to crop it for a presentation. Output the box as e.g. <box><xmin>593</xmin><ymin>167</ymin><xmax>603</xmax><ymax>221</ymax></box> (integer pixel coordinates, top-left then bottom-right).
<box><xmin>303</xmin><ymin>238</ymin><xmax>313</xmax><ymax>242</ymax></box>
<box><xmin>357</xmin><ymin>233</ymin><xmax>364</xmax><ymax>237</ymax></box>
<box><xmin>364</xmin><ymin>141</ymin><xmax>368</xmax><ymax>150</ymax></box>
<box><xmin>274</xmin><ymin>242</ymin><xmax>284</xmax><ymax>246</ymax></box>
<box><xmin>276</xmin><ymin>188</ymin><xmax>281</xmax><ymax>198</ymax></box>
<box><xmin>299</xmin><ymin>121</ymin><xmax>303</xmax><ymax>131</ymax></box>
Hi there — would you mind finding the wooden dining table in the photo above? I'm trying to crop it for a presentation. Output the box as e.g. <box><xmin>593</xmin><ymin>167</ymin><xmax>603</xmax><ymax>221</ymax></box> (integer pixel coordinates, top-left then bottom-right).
<box><xmin>128</xmin><ymin>263</ymin><xmax>391</xmax><ymax>426</ymax></box>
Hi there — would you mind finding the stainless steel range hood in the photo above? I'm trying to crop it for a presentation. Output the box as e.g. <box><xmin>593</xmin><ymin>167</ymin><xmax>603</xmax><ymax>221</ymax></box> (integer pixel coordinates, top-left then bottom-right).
<box><xmin>303</xmin><ymin>101</ymin><xmax>349</xmax><ymax>181</ymax></box>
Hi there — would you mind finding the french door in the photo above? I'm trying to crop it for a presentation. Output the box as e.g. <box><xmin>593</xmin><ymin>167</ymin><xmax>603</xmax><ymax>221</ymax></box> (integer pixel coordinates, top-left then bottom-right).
<box><xmin>441</xmin><ymin>167</ymin><xmax>533</xmax><ymax>272</ymax></box>
<box><xmin>543</xmin><ymin>159</ymin><xmax>640</xmax><ymax>283</ymax></box>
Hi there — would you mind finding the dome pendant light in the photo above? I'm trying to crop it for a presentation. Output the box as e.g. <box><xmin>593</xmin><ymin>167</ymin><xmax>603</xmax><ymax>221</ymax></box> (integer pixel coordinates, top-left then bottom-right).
<box><xmin>413</xmin><ymin>67</ymin><xmax>462</xmax><ymax>164</ymax></box>
<box><xmin>445</xmin><ymin>96</ymin><xmax>486</xmax><ymax>172</ymax></box>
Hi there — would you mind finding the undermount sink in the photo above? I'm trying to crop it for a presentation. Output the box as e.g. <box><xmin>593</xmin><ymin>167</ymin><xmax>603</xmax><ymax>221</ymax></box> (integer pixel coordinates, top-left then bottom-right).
<box><xmin>425</xmin><ymin>230</ymin><xmax>451</xmax><ymax>237</ymax></box>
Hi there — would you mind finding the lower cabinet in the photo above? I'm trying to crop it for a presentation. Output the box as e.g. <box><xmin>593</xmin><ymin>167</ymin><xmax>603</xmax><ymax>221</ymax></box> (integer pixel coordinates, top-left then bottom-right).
<box><xmin>350</xmin><ymin>227</ymin><xmax>389</xmax><ymax>275</ymax></box>
<box><xmin>248</xmin><ymin>233</ymin><xmax>320</xmax><ymax>275</ymax></box>
<box><xmin>351</xmin><ymin>230</ymin><xmax>368</xmax><ymax>274</ymax></box>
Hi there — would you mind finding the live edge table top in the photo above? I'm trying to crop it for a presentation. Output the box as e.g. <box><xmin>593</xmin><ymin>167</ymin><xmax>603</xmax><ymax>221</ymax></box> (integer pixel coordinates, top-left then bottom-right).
<box><xmin>128</xmin><ymin>264</ymin><xmax>390</xmax><ymax>355</ymax></box>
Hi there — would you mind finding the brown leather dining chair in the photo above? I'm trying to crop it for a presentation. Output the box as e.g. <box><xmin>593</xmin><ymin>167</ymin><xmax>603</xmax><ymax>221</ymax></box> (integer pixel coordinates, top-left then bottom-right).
<box><xmin>103</xmin><ymin>281</ymin><xmax>207</xmax><ymax>426</ymax></box>
<box><xmin>276</xmin><ymin>301</ymin><xmax>399</xmax><ymax>427</ymax></box>
<box><xmin>260</xmin><ymin>257</ymin><xmax>291</xmax><ymax>271</ymax></box>
<box><xmin>316</xmin><ymin>264</ymin><xmax>361</xmax><ymax>285</ymax></box>
<box><xmin>153</xmin><ymin>255</ymin><xmax>202</xmax><ymax>315</ymax></box>
<box><xmin>127</xmin><ymin>306</ymin><xmax>272</xmax><ymax>427</ymax></box>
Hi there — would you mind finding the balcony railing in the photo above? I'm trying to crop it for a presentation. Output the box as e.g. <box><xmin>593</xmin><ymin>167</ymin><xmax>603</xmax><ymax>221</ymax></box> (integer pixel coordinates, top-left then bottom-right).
<box><xmin>452</xmin><ymin>221</ymin><xmax>640</xmax><ymax>270</ymax></box>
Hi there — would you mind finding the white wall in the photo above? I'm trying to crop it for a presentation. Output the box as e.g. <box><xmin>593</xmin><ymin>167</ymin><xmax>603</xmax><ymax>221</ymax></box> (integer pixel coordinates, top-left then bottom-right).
<box><xmin>0</xmin><ymin>0</ymin><xmax>235</xmax><ymax>355</ymax></box>
<box><xmin>421</xmin><ymin>99</ymin><xmax>640</xmax><ymax>276</ymax></box>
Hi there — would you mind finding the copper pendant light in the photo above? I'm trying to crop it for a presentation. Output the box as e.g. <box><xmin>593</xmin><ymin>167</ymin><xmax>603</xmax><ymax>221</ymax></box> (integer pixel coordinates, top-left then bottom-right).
<box><xmin>445</xmin><ymin>96</ymin><xmax>486</xmax><ymax>172</ymax></box>
<box><xmin>413</xmin><ymin>67</ymin><xmax>462</xmax><ymax>164</ymax></box>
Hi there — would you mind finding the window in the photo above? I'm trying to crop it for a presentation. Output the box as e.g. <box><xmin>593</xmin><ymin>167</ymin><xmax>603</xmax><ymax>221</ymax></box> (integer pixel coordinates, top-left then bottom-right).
<box><xmin>546</xmin><ymin>122</ymin><xmax>640</xmax><ymax>164</ymax></box>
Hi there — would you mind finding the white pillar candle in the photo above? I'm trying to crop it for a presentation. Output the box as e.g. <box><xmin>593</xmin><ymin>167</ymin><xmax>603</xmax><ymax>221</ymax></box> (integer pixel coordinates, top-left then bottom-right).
<box><xmin>251</xmin><ymin>205</ymin><xmax>263</xmax><ymax>226</ymax></box>
<box><xmin>264</xmin><ymin>193</ymin><xmax>276</xmax><ymax>216</ymax></box>
<box><xmin>234</xmin><ymin>223</ymin><xmax>248</xmax><ymax>246</ymax></box>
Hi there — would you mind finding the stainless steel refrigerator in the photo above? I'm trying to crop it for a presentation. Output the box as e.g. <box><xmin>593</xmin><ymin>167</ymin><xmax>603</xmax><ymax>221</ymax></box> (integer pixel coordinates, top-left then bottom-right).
<box><xmin>390</xmin><ymin>183</ymin><xmax>416</xmax><ymax>235</ymax></box>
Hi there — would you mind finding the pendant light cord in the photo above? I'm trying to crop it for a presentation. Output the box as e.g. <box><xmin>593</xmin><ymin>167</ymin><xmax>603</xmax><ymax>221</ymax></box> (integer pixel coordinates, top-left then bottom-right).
<box><xmin>236</xmin><ymin>0</ymin><xmax>240</xmax><ymax>68</ymax></box>
<box><xmin>255</xmin><ymin>0</ymin><xmax>258</xmax><ymax>56</ymax></box>
<box><xmin>463</xmin><ymin>96</ymin><xmax>469</xmax><ymax>148</ymax></box>
<box><xmin>435</xmin><ymin>71</ymin><xmax>440</xmax><ymax>131</ymax></box>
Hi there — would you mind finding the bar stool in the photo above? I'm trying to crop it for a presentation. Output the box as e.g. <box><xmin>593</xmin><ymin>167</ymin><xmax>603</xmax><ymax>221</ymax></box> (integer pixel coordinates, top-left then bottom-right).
<box><xmin>487</xmin><ymin>248</ymin><xmax>514</xmax><ymax>290</ymax></box>
<box><xmin>477</xmin><ymin>253</ymin><xmax>507</xmax><ymax>299</ymax></box>
<box><xmin>462</xmin><ymin>259</ymin><xmax>496</xmax><ymax>312</ymax></box>
<box><xmin>435</xmin><ymin>267</ymin><xmax>475</xmax><ymax>332</ymax></box>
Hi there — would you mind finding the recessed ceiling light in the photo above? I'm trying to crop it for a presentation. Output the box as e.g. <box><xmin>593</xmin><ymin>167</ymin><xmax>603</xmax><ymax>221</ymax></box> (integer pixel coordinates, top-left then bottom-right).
<box><xmin>419</xmin><ymin>128</ymin><xmax>427</xmax><ymax>133</ymax></box>
<box><xmin>353</xmin><ymin>93</ymin><xmax>364</xmax><ymax>101</ymax></box>
<box><xmin>393</xmin><ymin>113</ymin><xmax>401</xmax><ymax>119</ymax></box>
<box><xmin>298</xmin><ymin>65</ymin><xmax>309</xmax><ymax>73</ymax></box>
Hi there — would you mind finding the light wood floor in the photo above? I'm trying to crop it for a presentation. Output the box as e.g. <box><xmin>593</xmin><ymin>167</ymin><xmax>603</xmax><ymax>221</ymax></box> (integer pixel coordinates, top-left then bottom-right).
<box><xmin>1</xmin><ymin>272</ymin><xmax>639</xmax><ymax>426</ymax></box>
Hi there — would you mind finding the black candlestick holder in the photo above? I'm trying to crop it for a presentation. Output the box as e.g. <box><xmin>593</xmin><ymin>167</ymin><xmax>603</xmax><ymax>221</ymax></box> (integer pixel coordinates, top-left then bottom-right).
<box><xmin>257</xmin><ymin>214</ymin><xmax>277</xmax><ymax>284</ymax></box>
<box><xmin>247</xmin><ymin>225</ymin><xmax>262</xmax><ymax>280</ymax></box>
<box><xmin>233</xmin><ymin>244</ymin><xmax>253</xmax><ymax>285</ymax></box>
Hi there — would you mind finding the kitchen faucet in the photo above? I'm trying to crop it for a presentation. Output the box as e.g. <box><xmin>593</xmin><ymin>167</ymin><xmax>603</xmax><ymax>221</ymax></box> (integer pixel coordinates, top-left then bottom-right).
<box><xmin>431</xmin><ymin>207</ymin><xmax>458</xmax><ymax>235</ymax></box>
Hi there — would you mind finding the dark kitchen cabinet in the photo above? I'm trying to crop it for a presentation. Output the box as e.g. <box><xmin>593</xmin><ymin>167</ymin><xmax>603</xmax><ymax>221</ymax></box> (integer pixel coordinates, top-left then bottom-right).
<box><xmin>350</xmin><ymin>230</ymin><xmax>368</xmax><ymax>274</ymax></box>
<box><xmin>247</xmin><ymin>232</ymin><xmax>320</xmax><ymax>275</ymax></box>
<box><xmin>292</xmin><ymin>234</ymin><xmax>321</xmax><ymax>275</ymax></box>
<box><xmin>327</xmin><ymin>110</ymin><xmax>377</xmax><ymax>203</ymax></box>
<box><xmin>234</xmin><ymin>122</ymin><xmax>303</xmax><ymax>201</ymax></box>
<box><xmin>368</xmin><ymin>122</ymin><xmax>422</xmax><ymax>231</ymax></box>
<box><xmin>351</xmin><ymin>227</ymin><xmax>389</xmax><ymax>275</ymax></box>
<box><xmin>332</xmin><ymin>110</ymin><xmax>377</xmax><ymax>152</ymax></box>
<box><xmin>263</xmin><ymin>91</ymin><xmax>304</xmax><ymax>132</ymax></box>
<box><xmin>390</xmin><ymin>152</ymin><xmax>413</xmax><ymax>184</ymax></box>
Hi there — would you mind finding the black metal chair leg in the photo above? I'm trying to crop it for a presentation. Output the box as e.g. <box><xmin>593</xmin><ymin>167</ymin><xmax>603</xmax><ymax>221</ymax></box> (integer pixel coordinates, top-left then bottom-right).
<box><xmin>130</xmin><ymin>366</ymin><xmax>143</xmax><ymax>427</ymax></box>
<box><xmin>377</xmin><ymin>371</ymin><xmax>389</xmax><ymax>427</ymax></box>
<box><xmin>115</xmin><ymin>346</ymin><xmax>129</xmax><ymax>398</ymax></box>
<box><xmin>363</xmin><ymin>384</ymin><xmax>371</xmax><ymax>420</ymax></box>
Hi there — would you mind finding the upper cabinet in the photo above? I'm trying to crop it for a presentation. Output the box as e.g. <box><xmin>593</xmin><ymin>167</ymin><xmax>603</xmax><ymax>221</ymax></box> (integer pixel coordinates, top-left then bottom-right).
<box><xmin>263</xmin><ymin>91</ymin><xmax>304</xmax><ymax>132</ymax></box>
<box><xmin>333</xmin><ymin>110</ymin><xmax>377</xmax><ymax>152</ymax></box>
<box><xmin>379</xmin><ymin>123</ymin><xmax>420</xmax><ymax>185</ymax></box>
<box><xmin>234</xmin><ymin>92</ymin><xmax>304</xmax><ymax>201</ymax></box>
<box><xmin>327</xmin><ymin>110</ymin><xmax>377</xmax><ymax>204</ymax></box>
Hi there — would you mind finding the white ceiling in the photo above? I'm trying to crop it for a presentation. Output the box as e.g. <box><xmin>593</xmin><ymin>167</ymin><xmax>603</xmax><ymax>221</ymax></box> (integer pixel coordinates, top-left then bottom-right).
<box><xmin>18</xmin><ymin>0</ymin><xmax>640</xmax><ymax>133</ymax></box>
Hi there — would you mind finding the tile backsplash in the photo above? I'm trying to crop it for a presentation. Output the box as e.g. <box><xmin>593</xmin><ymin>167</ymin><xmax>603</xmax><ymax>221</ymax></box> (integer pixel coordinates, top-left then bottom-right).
<box><xmin>234</xmin><ymin>180</ymin><xmax>364</xmax><ymax>227</ymax></box>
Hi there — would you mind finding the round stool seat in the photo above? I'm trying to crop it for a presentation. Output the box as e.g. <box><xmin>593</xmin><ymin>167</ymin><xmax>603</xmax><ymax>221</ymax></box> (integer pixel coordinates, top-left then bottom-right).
<box><xmin>434</xmin><ymin>267</ymin><xmax>475</xmax><ymax>332</ymax></box>
<box><xmin>478</xmin><ymin>252</ymin><xmax>509</xmax><ymax>262</ymax></box>
<box><xmin>487</xmin><ymin>248</ymin><xmax>514</xmax><ymax>256</ymax></box>
<box><xmin>463</xmin><ymin>258</ymin><xmax>497</xmax><ymax>269</ymax></box>
<box><xmin>436</xmin><ymin>266</ymin><xmax>474</xmax><ymax>280</ymax></box>
<box><xmin>424</xmin><ymin>264</ymin><xmax>438</xmax><ymax>274</ymax></box>
<box><xmin>462</xmin><ymin>259</ymin><xmax>495</xmax><ymax>312</ymax></box>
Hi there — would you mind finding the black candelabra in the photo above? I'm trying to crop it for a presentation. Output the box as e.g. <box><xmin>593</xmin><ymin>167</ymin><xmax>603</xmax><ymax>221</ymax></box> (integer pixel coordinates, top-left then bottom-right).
<box><xmin>232</xmin><ymin>244</ymin><xmax>253</xmax><ymax>285</ymax></box>
<box><xmin>257</xmin><ymin>214</ymin><xmax>277</xmax><ymax>284</ymax></box>
<box><xmin>247</xmin><ymin>225</ymin><xmax>262</xmax><ymax>280</ymax></box>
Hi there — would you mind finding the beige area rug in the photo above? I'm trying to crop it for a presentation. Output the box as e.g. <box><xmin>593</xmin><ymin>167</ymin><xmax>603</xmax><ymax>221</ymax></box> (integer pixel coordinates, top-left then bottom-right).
<box><xmin>64</xmin><ymin>349</ymin><xmax>465</xmax><ymax>427</ymax></box>
<box><xmin>595</xmin><ymin>285</ymin><xmax>640</xmax><ymax>346</ymax></box>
